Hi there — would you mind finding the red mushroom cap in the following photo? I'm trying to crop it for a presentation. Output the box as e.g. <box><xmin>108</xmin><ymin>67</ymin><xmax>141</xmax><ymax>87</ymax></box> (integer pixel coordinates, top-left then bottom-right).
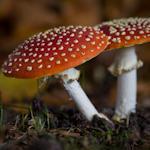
<box><xmin>96</xmin><ymin>17</ymin><xmax>150</xmax><ymax>51</ymax></box>
<box><xmin>2</xmin><ymin>25</ymin><xmax>108</xmax><ymax>79</ymax></box>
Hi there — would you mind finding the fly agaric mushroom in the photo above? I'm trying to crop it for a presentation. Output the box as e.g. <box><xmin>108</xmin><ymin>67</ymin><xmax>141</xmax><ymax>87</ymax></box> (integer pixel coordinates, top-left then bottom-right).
<box><xmin>1</xmin><ymin>25</ymin><xmax>109</xmax><ymax>122</ymax></box>
<box><xmin>95</xmin><ymin>17</ymin><xmax>150</xmax><ymax>122</ymax></box>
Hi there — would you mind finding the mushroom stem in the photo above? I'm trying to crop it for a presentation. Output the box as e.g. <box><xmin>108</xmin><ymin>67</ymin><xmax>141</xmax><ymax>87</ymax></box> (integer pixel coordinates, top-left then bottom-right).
<box><xmin>108</xmin><ymin>46</ymin><xmax>143</xmax><ymax>121</ymax></box>
<box><xmin>55</xmin><ymin>68</ymin><xmax>111</xmax><ymax>122</ymax></box>
<box><xmin>114</xmin><ymin>69</ymin><xmax>137</xmax><ymax>120</ymax></box>
<box><xmin>63</xmin><ymin>79</ymin><xmax>101</xmax><ymax>121</ymax></box>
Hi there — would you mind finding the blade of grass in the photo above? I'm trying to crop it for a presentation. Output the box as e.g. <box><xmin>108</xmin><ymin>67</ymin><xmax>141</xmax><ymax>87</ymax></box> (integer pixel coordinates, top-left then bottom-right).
<box><xmin>22</xmin><ymin>103</ymin><xmax>26</xmax><ymax>129</ymax></box>
<box><xmin>37</xmin><ymin>79</ymin><xmax>40</xmax><ymax>98</ymax></box>
<box><xmin>44</xmin><ymin>78</ymin><xmax>50</xmax><ymax>129</ymax></box>
<box><xmin>82</xmin><ymin>65</ymin><xmax>85</xmax><ymax>90</ymax></box>
<box><xmin>30</xmin><ymin>103</ymin><xmax>37</xmax><ymax>131</ymax></box>
<box><xmin>0</xmin><ymin>91</ymin><xmax>3</xmax><ymax>126</ymax></box>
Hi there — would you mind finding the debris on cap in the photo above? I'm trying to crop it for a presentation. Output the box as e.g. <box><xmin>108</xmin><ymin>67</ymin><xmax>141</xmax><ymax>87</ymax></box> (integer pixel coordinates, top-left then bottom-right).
<box><xmin>2</xmin><ymin>25</ymin><xmax>108</xmax><ymax>79</ymax></box>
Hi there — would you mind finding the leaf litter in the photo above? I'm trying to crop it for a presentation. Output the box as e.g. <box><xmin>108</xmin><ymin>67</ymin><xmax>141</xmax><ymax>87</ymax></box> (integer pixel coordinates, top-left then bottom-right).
<box><xmin>1</xmin><ymin>97</ymin><xmax>150</xmax><ymax>150</ymax></box>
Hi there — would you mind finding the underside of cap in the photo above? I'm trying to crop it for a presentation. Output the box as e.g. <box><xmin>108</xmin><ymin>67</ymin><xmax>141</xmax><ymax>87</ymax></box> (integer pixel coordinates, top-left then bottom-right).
<box><xmin>108</xmin><ymin>46</ymin><xmax>143</xmax><ymax>76</ymax></box>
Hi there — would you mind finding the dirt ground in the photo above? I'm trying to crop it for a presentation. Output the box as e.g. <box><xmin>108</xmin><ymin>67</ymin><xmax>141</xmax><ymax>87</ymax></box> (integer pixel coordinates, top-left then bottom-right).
<box><xmin>1</xmin><ymin>0</ymin><xmax>150</xmax><ymax>150</ymax></box>
<box><xmin>0</xmin><ymin>97</ymin><xmax>150</xmax><ymax>150</ymax></box>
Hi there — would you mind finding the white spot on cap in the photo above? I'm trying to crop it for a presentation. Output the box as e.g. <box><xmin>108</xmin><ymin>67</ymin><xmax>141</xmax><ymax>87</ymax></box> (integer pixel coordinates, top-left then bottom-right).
<box><xmin>85</xmin><ymin>38</ymin><xmax>90</xmax><ymax>41</ymax></box>
<box><xmin>61</xmin><ymin>53</ymin><xmax>66</xmax><ymax>56</ymax></box>
<box><xmin>44</xmin><ymin>53</ymin><xmax>49</xmax><ymax>56</ymax></box>
<box><xmin>15</xmin><ymin>68</ymin><xmax>19</xmax><ymax>72</ymax></box>
<box><xmin>33</xmin><ymin>53</ymin><xmax>37</xmax><ymax>57</ymax></box>
<box><xmin>70</xmin><ymin>33</ymin><xmax>75</xmax><ymax>37</ymax></box>
<box><xmin>72</xmin><ymin>29</ymin><xmax>76</xmax><ymax>32</ymax></box>
<box><xmin>96</xmin><ymin>36</ymin><xmax>100</xmax><ymax>39</ymax></box>
<box><xmin>81</xmin><ymin>45</ymin><xmax>86</xmax><ymax>49</ymax></box>
<box><xmin>19</xmin><ymin>58</ymin><xmax>22</xmax><ymax>62</ymax></box>
<box><xmin>71</xmin><ymin>54</ymin><xmax>75</xmax><ymax>58</ymax></box>
<box><xmin>4</xmin><ymin>61</ymin><xmax>7</xmax><ymax>65</ymax></box>
<box><xmin>40</xmin><ymin>48</ymin><xmax>44</xmax><ymax>51</ymax></box>
<box><xmin>49</xmin><ymin>57</ymin><xmax>54</xmax><ymax>61</ymax></box>
<box><xmin>24</xmin><ymin>46</ymin><xmax>28</xmax><ymax>50</ymax></box>
<box><xmin>76</xmin><ymin>48</ymin><xmax>80</xmax><ymax>51</ymax></box>
<box><xmin>29</xmin><ymin>53</ymin><xmax>33</xmax><ymax>56</ymax></box>
<box><xmin>64</xmin><ymin>58</ymin><xmax>68</xmax><ymax>62</ymax></box>
<box><xmin>31</xmin><ymin>59</ymin><xmax>35</xmax><ymax>63</ymax></box>
<box><xmin>35</xmin><ymin>48</ymin><xmax>38</xmax><ymax>51</ymax></box>
<box><xmin>121</xmin><ymin>32</ymin><xmax>126</xmax><ymax>35</ymax></box>
<box><xmin>65</xmin><ymin>42</ymin><xmax>69</xmax><ymax>45</ymax></box>
<box><xmin>91</xmin><ymin>41</ymin><xmax>95</xmax><ymax>45</ymax></box>
<box><xmin>79</xmin><ymin>31</ymin><xmax>83</xmax><ymax>34</ymax></box>
<box><xmin>53</xmin><ymin>52</ymin><xmax>58</xmax><ymax>55</ymax></box>
<box><xmin>130</xmin><ymin>31</ymin><xmax>135</xmax><ymax>35</ymax></box>
<box><xmin>14</xmin><ymin>58</ymin><xmax>17</xmax><ymax>62</ymax></box>
<box><xmin>52</xmin><ymin>47</ymin><xmax>56</xmax><ymax>51</ymax></box>
<box><xmin>68</xmin><ymin>48</ymin><xmax>73</xmax><ymax>51</ymax></box>
<box><xmin>59</xmin><ymin>46</ymin><xmax>64</xmax><ymax>50</ymax></box>
<box><xmin>4</xmin><ymin>70</ymin><xmax>7</xmax><ymax>73</ymax></box>
<box><xmin>27</xmin><ymin>66</ymin><xmax>32</xmax><ymax>71</ymax></box>
<box><xmin>8</xmin><ymin>71</ymin><xmax>12</xmax><ymax>74</ymax></box>
<box><xmin>28</xmin><ymin>48</ymin><xmax>33</xmax><ymax>52</ymax></box>
<box><xmin>112</xmin><ymin>38</ymin><xmax>117</xmax><ymax>42</ymax></box>
<box><xmin>39</xmin><ymin>54</ymin><xmax>42</xmax><ymax>58</ymax></box>
<box><xmin>90</xmin><ymin>49</ymin><xmax>94</xmax><ymax>52</ymax></box>
<box><xmin>125</xmin><ymin>36</ymin><xmax>131</xmax><ymax>40</ymax></box>
<box><xmin>8</xmin><ymin>62</ymin><xmax>12</xmax><ymax>66</ymax></box>
<box><xmin>115</xmin><ymin>32</ymin><xmax>120</xmax><ymax>36</ymax></box>
<box><xmin>139</xmin><ymin>31</ymin><xmax>144</xmax><ymax>34</ymax></box>
<box><xmin>81</xmin><ymin>52</ymin><xmax>85</xmax><ymax>55</ymax></box>
<box><xmin>24</xmin><ymin>58</ymin><xmax>29</xmax><ymax>62</ymax></box>
<box><xmin>56</xmin><ymin>42</ymin><xmax>61</xmax><ymax>45</ymax></box>
<box><xmin>30</xmin><ymin>44</ymin><xmax>34</xmax><ymax>47</ymax></box>
<box><xmin>41</xmin><ymin>43</ymin><xmax>45</xmax><ymax>46</ymax></box>
<box><xmin>47</xmin><ymin>65</ymin><xmax>51</xmax><ymax>68</ymax></box>
<box><xmin>48</xmin><ymin>42</ymin><xmax>53</xmax><ymax>46</ymax></box>
<box><xmin>88</xmin><ymin>35</ymin><xmax>93</xmax><ymax>38</ymax></box>
<box><xmin>38</xmin><ymin>64</ymin><xmax>43</xmax><ymax>69</ymax></box>
<box><xmin>37</xmin><ymin>59</ymin><xmax>42</xmax><ymax>63</ymax></box>
<box><xmin>74</xmin><ymin>39</ymin><xmax>78</xmax><ymax>43</ymax></box>
<box><xmin>56</xmin><ymin>60</ymin><xmax>61</xmax><ymax>64</ymax></box>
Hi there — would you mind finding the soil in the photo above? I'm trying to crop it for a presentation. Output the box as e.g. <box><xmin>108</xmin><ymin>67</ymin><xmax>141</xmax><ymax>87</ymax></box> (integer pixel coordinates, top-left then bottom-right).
<box><xmin>0</xmin><ymin>97</ymin><xmax>150</xmax><ymax>150</ymax></box>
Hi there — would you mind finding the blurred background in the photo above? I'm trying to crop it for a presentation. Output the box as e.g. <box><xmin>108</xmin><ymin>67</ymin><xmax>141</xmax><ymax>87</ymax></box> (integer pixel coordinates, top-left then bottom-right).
<box><xmin>0</xmin><ymin>0</ymin><xmax>150</xmax><ymax>112</ymax></box>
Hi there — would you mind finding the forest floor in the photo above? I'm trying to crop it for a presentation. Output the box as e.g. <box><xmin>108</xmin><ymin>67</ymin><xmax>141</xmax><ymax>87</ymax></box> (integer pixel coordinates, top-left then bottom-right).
<box><xmin>0</xmin><ymin>97</ymin><xmax>150</xmax><ymax>150</ymax></box>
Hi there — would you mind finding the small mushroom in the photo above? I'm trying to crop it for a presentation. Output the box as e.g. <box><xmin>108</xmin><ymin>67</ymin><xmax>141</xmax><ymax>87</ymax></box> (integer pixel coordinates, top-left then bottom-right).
<box><xmin>1</xmin><ymin>25</ymin><xmax>109</xmax><ymax>122</ymax></box>
<box><xmin>95</xmin><ymin>17</ymin><xmax>150</xmax><ymax>121</ymax></box>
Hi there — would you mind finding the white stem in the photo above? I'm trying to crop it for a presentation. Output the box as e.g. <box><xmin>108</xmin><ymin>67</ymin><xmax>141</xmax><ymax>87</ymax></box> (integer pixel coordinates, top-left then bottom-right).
<box><xmin>54</xmin><ymin>68</ymin><xmax>111</xmax><ymax>122</ymax></box>
<box><xmin>110</xmin><ymin>46</ymin><xmax>141</xmax><ymax>120</ymax></box>
<box><xmin>114</xmin><ymin>69</ymin><xmax>137</xmax><ymax>119</ymax></box>
<box><xmin>62</xmin><ymin>79</ymin><xmax>102</xmax><ymax>121</ymax></box>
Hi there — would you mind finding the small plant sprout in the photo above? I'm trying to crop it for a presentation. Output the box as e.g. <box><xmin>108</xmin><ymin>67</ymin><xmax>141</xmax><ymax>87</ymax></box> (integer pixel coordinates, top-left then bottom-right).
<box><xmin>0</xmin><ymin>91</ymin><xmax>3</xmax><ymax>126</ymax></box>
<box><xmin>95</xmin><ymin>17</ymin><xmax>150</xmax><ymax>122</ymax></box>
<box><xmin>30</xmin><ymin>103</ymin><xmax>37</xmax><ymax>131</ymax></box>
<box><xmin>1</xmin><ymin>25</ymin><xmax>112</xmax><ymax>123</ymax></box>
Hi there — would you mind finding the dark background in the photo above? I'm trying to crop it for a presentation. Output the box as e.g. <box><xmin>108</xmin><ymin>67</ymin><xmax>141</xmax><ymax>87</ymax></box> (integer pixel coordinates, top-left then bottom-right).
<box><xmin>0</xmin><ymin>0</ymin><xmax>150</xmax><ymax>112</ymax></box>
